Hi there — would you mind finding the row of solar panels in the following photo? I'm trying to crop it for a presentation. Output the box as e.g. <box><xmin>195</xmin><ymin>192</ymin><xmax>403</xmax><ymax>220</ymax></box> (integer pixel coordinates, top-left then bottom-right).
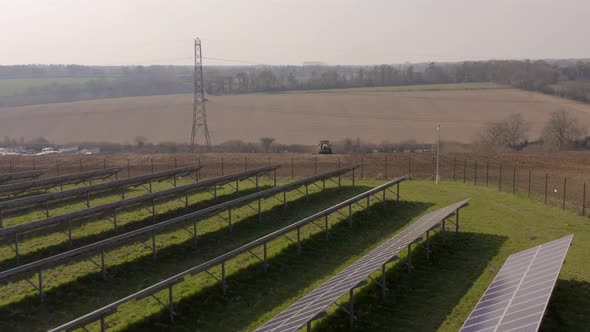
<box><xmin>48</xmin><ymin>176</ymin><xmax>406</xmax><ymax>331</ymax></box>
<box><xmin>0</xmin><ymin>165</ymin><xmax>360</xmax><ymax>303</ymax></box>
<box><xmin>0</xmin><ymin>164</ymin><xmax>204</xmax><ymax>227</ymax></box>
<box><xmin>50</xmin><ymin>191</ymin><xmax>573</xmax><ymax>332</ymax></box>
<box><xmin>0</xmin><ymin>169</ymin><xmax>46</xmax><ymax>185</ymax></box>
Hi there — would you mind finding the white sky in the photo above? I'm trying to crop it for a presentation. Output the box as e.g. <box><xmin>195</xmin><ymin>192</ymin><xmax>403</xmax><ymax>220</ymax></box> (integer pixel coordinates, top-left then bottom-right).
<box><xmin>1</xmin><ymin>0</ymin><xmax>589</xmax><ymax>66</ymax></box>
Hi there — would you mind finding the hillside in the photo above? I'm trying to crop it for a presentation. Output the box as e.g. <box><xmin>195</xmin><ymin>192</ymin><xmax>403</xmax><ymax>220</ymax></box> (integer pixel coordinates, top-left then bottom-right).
<box><xmin>2</xmin><ymin>88</ymin><xmax>590</xmax><ymax>145</ymax></box>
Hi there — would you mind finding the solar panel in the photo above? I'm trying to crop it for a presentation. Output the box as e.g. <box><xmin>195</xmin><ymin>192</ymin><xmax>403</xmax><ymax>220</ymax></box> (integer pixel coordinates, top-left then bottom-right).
<box><xmin>0</xmin><ymin>165</ymin><xmax>361</xmax><ymax>303</ymax></box>
<box><xmin>460</xmin><ymin>234</ymin><xmax>573</xmax><ymax>332</ymax></box>
<box><xmin>0</xmin><ymin>169</ymin><xmax>46</xmax><ymax>185</ymax></box>
<box><xmin>256</xmin><ymin>199</ymin><xmax>470</xmax><ymax>332</ymax></box>
<box><xmin>48</xmin><ymin>176</ymin><xmax>405</xmax><ymax>332</ymax></box>
<box><xmin>0</xmin><ymin>167</ymin><xmax>122</xmax><ymax>196</ymax></box>
<box><xmin>0</xmin><ymin>164</ymin><xmax>282</xmax><ymax>264</ymax></box>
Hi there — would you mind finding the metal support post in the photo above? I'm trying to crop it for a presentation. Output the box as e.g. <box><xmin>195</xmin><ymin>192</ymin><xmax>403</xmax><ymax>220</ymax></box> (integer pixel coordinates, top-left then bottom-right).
<box><xmin>324</xmin><ymin>215</ymin><xmax>329</xmax><ymax>239</ymax></box>
<box><xmin>152</xmin><ymin>231</ymin><xmax>157</xmax><ymax>262</ymax></box>
<box><xmin>348</xmin><ymin>288</ymin><xmax>355</xmax><ymax>329</ymax></box>
<box><xmin>456</xmin><ymin>209</ymin><xmax>460</xmax><ymax>233</ymax></box>
<box><xmin>348</xmin><ymin>204</ymin><xmax>353</xmax><ymax>227</ymax></box>
<box><xmin>169</xmin><ymin>285</ymin><xmax>175</xmax><ymax>323</ymax></box>
<box><xmin>352</xmin><ymin>168</ymin><xmax>356</xmax><ymax>187</ymax></box>
<box><xmin>426</xmin><ymin>230</ymin><xmax>430</xmax><ymax>260</ymax></box>
<box><xmin>263</xmin><ymin>242</ymin><xmax>268</xmax><ymax>272</ymax></box>
<box><xmin>39</xmin><ymin>270</ymin><xmax>44</xmax><ymax>303</ymax></box>
<box><xmin>228</xmin><ymin>208</ymin><xmax>232</xmax><ymax>231</ymax></box>
<box><xmin>258</xmin><ymin>199</ymin><xmax>262</xmax><ymax>223</ymax></box>
<box><xmin>407</xmin><ymin>244</ymin><xmax>413</xmax><ymax>273</ymax></box>
<box><xmin>381</xmin><ymin>264</ymin><xmax>387</xmax><ymax>300</ymax></box>
<box><xmin>221</xmin><ymin>262</ymin><xmax>227</xmax><ymax>295</ymax></box>
<box><xmin>297</xmin><ymin>227</ymin><xmax>302</xmax><ymax>256</ymax></box>
<box><xmin>101</xmin><ymin>249</ymin><xmax>106</xmax><ymax>280</ymax></box>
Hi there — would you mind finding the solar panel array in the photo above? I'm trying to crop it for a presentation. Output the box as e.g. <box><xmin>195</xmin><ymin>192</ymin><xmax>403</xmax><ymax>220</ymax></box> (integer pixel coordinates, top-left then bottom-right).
<box><xmin>460</xmin><ymin>234</ymin><xmax>573</xmax><ymax>332</ymax></box>
<box><xmin>0</xmin><ymin>167</ymin><xmax>122</xmax><ymax>196</ymax></box>
<box><xmin>0</xmin><ymin>164</ymin><xmax>280</xmax><ymax>241</ymax></box>
<box><xmin>0</xmin><ymin>165</ymin><xmax>203</xmax><ymax>218</ymax></box>
<box><xmin>48</xmin><ymin>176</ymin><xmax>405</xmax><ymax>332</ymax></box>
<box><xmin>0</xmin><ymin>169</ymin><xmax>46</xmax><ymax>185</ymax></box>
<box><xmin>0</xmin><ymin>165</ymin><xmax>360</xmax><ymax>297</ymax></box>
<box><xmin>256</xmin><ymin>199</ymin><xmax>470</xmax><ymax>332</ymax></box>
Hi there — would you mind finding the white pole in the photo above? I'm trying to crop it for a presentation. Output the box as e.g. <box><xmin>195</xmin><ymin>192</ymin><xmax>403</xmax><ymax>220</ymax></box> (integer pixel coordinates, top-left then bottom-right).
<box><xmin>436</xmin><ymin>124</ymin><xmax>440</xmax><ymax>184</ymax></box>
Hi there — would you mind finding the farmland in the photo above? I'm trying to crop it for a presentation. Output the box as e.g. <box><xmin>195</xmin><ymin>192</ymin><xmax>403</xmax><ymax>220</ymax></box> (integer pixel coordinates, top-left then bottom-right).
<box><xmin>0</xmin><ymin>78</ymin><xmax>102</xmax><ymax>97</ymax></box>
<box><xmin>2</xmin><ymin>87</ymin><xmax>590</xmax><ymax>145</ymax></box>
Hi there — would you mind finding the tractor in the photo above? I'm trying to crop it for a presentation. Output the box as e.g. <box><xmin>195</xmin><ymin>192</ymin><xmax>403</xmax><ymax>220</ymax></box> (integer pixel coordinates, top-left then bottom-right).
<box><xmin>318</xmin><ymin>140</ymin><xmax>333</xmax><ymax>154</ymax></box>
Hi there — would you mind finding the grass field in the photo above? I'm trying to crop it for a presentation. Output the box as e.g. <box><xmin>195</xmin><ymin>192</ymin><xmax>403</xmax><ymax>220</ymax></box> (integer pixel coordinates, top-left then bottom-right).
<box><xmin>291</xmin><ymin>82</ymin><xmax>506</xmax><ymax>94</ymax></box>
<box><xmin>0</xmin><ymin>177</ymin><xmax>588</xmax><ymax>331</ymax></box>
<box><xmin>0</xmin><ymin>78</ymin><xmax>102</xmax><ymax>97</ymax></box>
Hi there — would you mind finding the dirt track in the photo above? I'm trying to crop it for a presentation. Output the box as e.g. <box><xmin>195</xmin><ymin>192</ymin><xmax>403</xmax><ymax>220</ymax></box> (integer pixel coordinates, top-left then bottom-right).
<box><xmin>2</xmin><ymin>89</ymin><xmax>590</xmax><ymax>145</ymax></box>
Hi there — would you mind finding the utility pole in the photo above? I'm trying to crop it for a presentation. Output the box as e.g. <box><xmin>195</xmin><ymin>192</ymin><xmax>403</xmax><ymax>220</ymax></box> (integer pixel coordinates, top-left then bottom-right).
<box><xmin>436</xmin><ymin>124</ymin><xmax>440</xmax><ymax>184</ymax></box>
<box><xmin>190</xmin><ymin>37</ymin><xmax>211</xmax><ymax>152</ymax></box>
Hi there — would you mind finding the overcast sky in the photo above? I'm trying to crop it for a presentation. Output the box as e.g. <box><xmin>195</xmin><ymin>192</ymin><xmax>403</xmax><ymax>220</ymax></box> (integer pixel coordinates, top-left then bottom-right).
<box><xmin>1</xmin><ymin>0</ymin><xmax>589</xmax><ymax>66</ymax></box>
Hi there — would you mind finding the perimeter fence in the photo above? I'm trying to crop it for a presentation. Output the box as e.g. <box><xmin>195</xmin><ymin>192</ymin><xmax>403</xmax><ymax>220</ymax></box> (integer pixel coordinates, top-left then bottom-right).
<box><xmin>0</xmin><ymin>153</ymin><xmax>588</xmax><ymax>215</ymax></box>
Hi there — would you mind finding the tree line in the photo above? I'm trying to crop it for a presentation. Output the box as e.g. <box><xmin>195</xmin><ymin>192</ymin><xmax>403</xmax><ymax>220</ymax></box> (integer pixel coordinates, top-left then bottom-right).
<box><xmin>1</xmin><ymin>59</ymin><xmax>590</xmax><ymax>107</ymax></box>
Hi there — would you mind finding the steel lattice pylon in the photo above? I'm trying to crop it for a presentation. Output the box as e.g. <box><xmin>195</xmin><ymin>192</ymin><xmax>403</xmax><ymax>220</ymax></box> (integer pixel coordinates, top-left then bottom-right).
<box><xmin>190</xmin><ymin>38</ymin><xmax>211</xmax><ymax>152</ymax></box>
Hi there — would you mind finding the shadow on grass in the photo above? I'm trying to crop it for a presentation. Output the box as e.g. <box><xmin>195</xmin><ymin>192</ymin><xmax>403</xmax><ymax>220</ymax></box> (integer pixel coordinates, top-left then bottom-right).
<box><xmin>0</xmin><ymin>186</ymin><xmax>372</xmax><ymax>332</ymax></box>
<box><xmin>313</xmin><ymin>232</ymin><xmax>507</xmax><ymax>332</ymax></box>
<box><xmin>122</xmin><ymin>200</ymin><xmax>433</xmax><ymax>332</ymax></box>
<box><xmin>541</xmin><ymin>279</ymin><xmax>590</xmax><ymax>332</ymax></box>
<box><xmin>0</xmin><ymin>185</ymin><xmax>270</xmax><ymax>269</ymax></box>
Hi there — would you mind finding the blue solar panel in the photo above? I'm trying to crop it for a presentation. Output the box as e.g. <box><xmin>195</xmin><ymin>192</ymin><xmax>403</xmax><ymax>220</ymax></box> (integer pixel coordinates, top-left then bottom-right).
<box><xmin>460</xmin><ymin>234</ymin><xmax>573</xmax><ymax>332</ymax></box>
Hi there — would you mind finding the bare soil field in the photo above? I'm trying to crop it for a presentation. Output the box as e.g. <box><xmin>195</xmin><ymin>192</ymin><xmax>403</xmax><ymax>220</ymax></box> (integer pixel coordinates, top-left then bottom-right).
<box><xmin>2</xmin><ymin>88</ymin><xmax>590</xmax><ymax>145</ymax></box>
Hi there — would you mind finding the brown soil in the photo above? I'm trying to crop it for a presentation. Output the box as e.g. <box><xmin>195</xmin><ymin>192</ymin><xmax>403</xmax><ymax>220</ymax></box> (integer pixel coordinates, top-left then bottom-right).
<box><xmin>2</xmin><ymin>89</ymin><xmax>590</xmax><ymax>145</ymax></box>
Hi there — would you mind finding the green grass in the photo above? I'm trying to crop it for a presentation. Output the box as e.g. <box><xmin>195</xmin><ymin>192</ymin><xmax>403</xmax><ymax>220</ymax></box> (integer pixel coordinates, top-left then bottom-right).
<box><xmin>0</xmin><ymin>78</ymin><xmax>106</xmax><ymax>97</ymax></box>
<box><xmin>286</xmin><ymin>82</ymin><xmax>506</xmax><ymax>94</ymax></box>
<box><xmin>0</xmin><ymin>179</ymin><xmax>589</xmax><ymax>331</ymax></box>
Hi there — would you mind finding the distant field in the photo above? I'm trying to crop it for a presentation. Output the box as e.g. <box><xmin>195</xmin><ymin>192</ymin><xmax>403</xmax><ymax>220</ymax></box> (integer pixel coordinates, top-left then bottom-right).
<box><xmin>0</xmin><ymin>77</ymin><xmax>105</xmax><ymax>97</ymax></box>
<box><xmin>291</xmin><ymin>82</ymin><xmax>506</xmax><ymax>94</ymax></box>
<box><xmin>2</xmin><ymin>86</ymin><xmax>590</xmax><ymax>145</ymax></box>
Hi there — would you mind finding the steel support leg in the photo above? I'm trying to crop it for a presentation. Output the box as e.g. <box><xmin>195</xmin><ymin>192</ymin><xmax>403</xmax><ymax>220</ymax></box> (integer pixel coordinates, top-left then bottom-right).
<box><xmin>273</xmin><ymin>169</ymin><xmax>277</xmax><ymax>187</ymax></box>
<box><xmin>397</xmin><ymin>183</ymin><xmax>400</xmax><ymax>201</ymax></box>
<box><xmin>101</xmin><ymin>249</ymin><xmax>106</xmax><ymax>280</ymax></box>
<box><xmin>228</xmin><ymin>208</ymin><xmax>233</xmax><ymax>232</ymax></box>
<box><xmin>297</xmin><ymin>227</ymin><xmax>301</xmax><ymax>256</ymax></box>
<box><xmin>283</xmin><ymin>191</ymin><xmax>287</xmax><ymax>209</ymax></box>
<box><xmin>221</xmin><ymin>262</ymin><xmax>227</xmax><ymax>295</ymax></box>
<box><xmin>381</xmin><ymin>264</ymin><xmax>387</xmax><ymax>300</ymax></box>
<box><xmin>100</xmin><ymin>315</ymin><xmax>106</xmax><ymax>332</ymax></box>
<box><xmin>149</xmin><ymin>180</ymin><xmax>152</xmax><ymax>193</ymax></box>
<box><xmin>456</xmin><ymin>209</ymin><xmax>460</xmax><ymax>233</ymax></box>
<box><xmin>258</xmin><ymin>199</ymin><xmax>262</xmax><ymax>223</ymax></box>
<box><xmin>325</xmin><ymin>215</ymin><xmax>329</xmax><ymax>239</ymax></box>
<box><xmin>442</xmin><ymin>219</ymin><xmax>446</xmax><ymax>244</ymax></box>
<box><xmin>152</xmin><ymin>231</ymin><xmax>157</xmax><ymax>263</ymax></box>
<box><xmin>193</xmin><ymin>222</ymin><xmax>198</xmax><ymax>244</ymax></box>
<box><xmin>407</xmin><ymin>244</ymin><xmax>413</xmax><ymax>273</ymax></box>
<box><xmin>352</xmin><ymin>169</ymin><xmax>356</xmax><ymax>187</ymax></box>
<box><xmin>263</xmin><ymin>242</ymin><xmax>268</xmax><ymax>272</ymax></box>
<box><xmin>349</xmin><ymin>289</ymin><xmax>355</xmax><ymax>330</ymax></box>
<box><xmin>86</xmin><ymin>192</ymin><xmax>90</xmax><ymax>208</ymax></box>
<box><xmin>426</xmin><ymin>230</ymin><xmax>431</xmax><ymax>260</ymax></box>
<box><xmin>39</xmin><ymin>270</ymin><xmax>44</xmax><ymax>303</ymax></box>
<box><xmin>236</xmin><ymin>180</ymin><xmax>239</xmax><ymax>192</ymax></box>
<box><xmin>14</xmin><ymin>234</ymin><xmax>20</xmax><ymax>264</ymax></box>
<box><xmin>113</xmin><ymin>209</ymin><xmax>118</xmax><ymax>233</ymax></box>
<box><xmin>169</xmin><ymin>285</ymin><xmax>175</xmax><ymax>323</ymax></box>
<box><xmin>348</xmin><ymin>204</ymin><xmax>352</xmax><ymax>227</ymax></box>
<box><xmin>256</xmin><ymin>175</ymin><xmax>259</xmax><ymax>190</ymax></box>
<box><xmin>185</xmin><ymin>192</ymin><xmax>189</xmax><ymax>208</ymax></box>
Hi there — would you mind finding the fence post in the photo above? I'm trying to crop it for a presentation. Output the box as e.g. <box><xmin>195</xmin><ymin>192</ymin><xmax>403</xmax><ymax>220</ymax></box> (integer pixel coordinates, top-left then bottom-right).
<box><xmin>361</xmin><ymin>154</ymin><xmax>364</xmax><ymax>179</ymax></box>
<box><xmin>486</xmin><ymin>162</ymin><xmax>489</xmax><ymax>186</ymax></box>
<box><xmin>529</xmin><ymin>169</ymin><xmax>532</xmax><ymax>198</ymax></box>
<box><xmin>314</xmin><ymin>157</ymin><xmax>317</xmax><ymax>175</ymax></box>
<box><xmin>463</xmin><ymin>160</ymin><xmax>466</xmax><ymax>183</ymax></box>
<box><xmin>291</xmin><ymin>157</ymin><xmax>294</xmax><ymax>179</ymax></box>
<box><xmin>385</xmin><ymin>156</ymin><xmax>388</xmax><ymax>180</ymax></box>
<box><xmin>544</xmin><ymin>174</ymin><xmax>548</xmax><ymax>204</ymax></box>
<box><xmin>432</xmin><ymin>156</ymin><xmax>435</xmax><ymax>180</ymax></box>
<box><xmin>474</xmin><ymin>160</ymin><xmax>478</xmax><ymax>186</ymax></box>
<box><xmin>512</xmin><ymin>167</ymin><xmax>516</xmax><ymax>195</ymax></box>
<box><xmin>583</xmin><ymin>182</ymin><xmax>586</xmax><ymax>216</ymax></box>
<box><xmin>562</xmin><ymin>177</ymin><xmax>567</xmax><ymax>210</ymax></box>
<box><xmin>408</xmin><ymin>156</ymin><xmax>411</xmax><ymax>180</ymax></box>
<box><xmin>499</xmin><ymin>164</ymin><xmax>502</xmax><ymax>192</ymax></box>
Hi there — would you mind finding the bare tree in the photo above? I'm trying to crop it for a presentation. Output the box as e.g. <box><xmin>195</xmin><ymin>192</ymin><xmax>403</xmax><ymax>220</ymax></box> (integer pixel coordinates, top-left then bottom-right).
<box><xmin>260</xmin><ymin>137</ymin><xmax>275</xmax><ymax>152</ymax></box>
<box><xmin>542</xmin><ymin>110</ymin><xmax>587</xmax><ymax>150</ymax></box>
<box><xmin>478</xmin><ymin>114</ymin><xmax>529</xmax><ymax>150</ymax></box>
